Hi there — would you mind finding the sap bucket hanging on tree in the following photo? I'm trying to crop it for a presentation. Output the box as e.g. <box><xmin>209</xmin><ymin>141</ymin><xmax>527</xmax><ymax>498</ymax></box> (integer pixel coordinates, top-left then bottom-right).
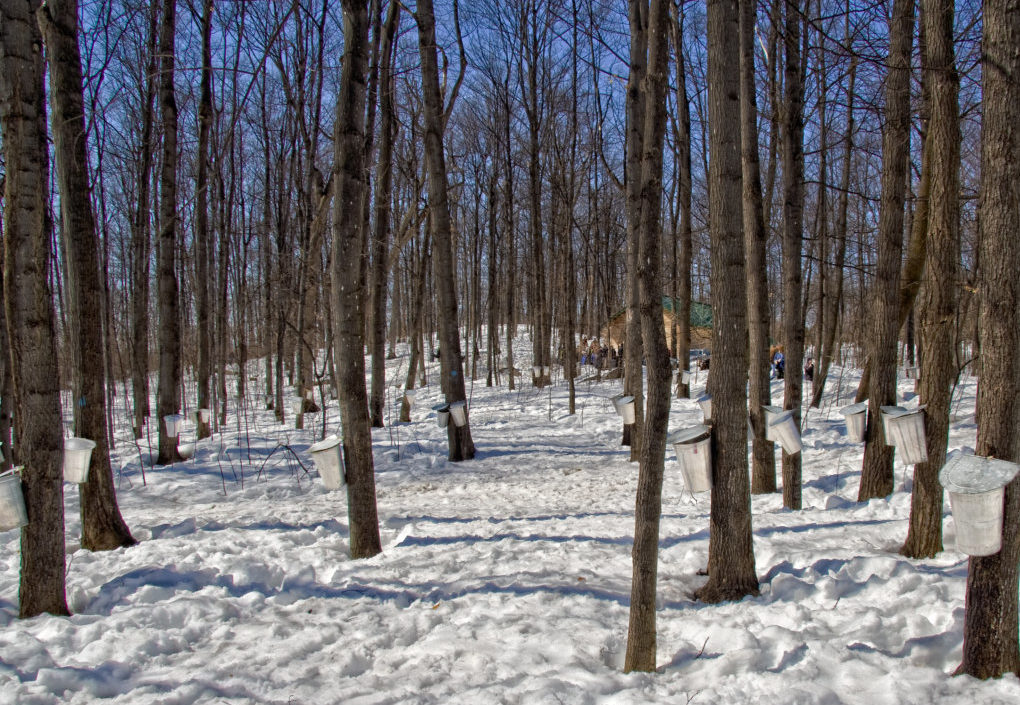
<box><xmin>762</xmin><ymin>405</ymin><xmax>785</xmax><ymax>443</ymax></box>
<box><xmin>671</xmin><ymin>425</ymin><xmax>712</xmax><ymax>493</ymax></box>
<box><xmin>63</xmin><ymin>437</ymin><xmax>97</xmax><ymax>483</ymax></box>
<box><xmin>768</xmin><ymin>410</ymin><xmax>802</xmax><ymax>455</ymax></box>
<box><xmin>449</xmin><ymin>400</ymin><xmax>468</xmax><ymax>427</ymax></box>
<box><xmin>433</xmin><ymin>403</ymin><xmax>450</xmax><ymax>428</ymax></box>
<box><xmin>194</xmin><ymin>408</ymin><xmax>211</xmax><ymax>424</ymax></box>
<box><xmin>164</xmin><ymin>414</ymin><xmax>184</xmax><ymax>438</ymax></box>
<box><xmin>840</xmin><ymin>401</ymin><xmax>869</xmax><ymax>442</ymax></box>
<box><xmin>176</xmin><ymin>442</ymin><xmax>196</xmax><ymax>460</ymax></box>
<box><xmin>404</xmin><ymin>388</ymin><xmax>417</xmax><ymax>406</ymax></box>
<box><xmin>309</xmin><ymin>436</ymin><xmax>345</xmax><ymax>491</ymax></box>
<box><xmin>616</xmin><ymin>395</ymin><xmax>636</xmax><ymax>425</ymax></box>
<box><xmin>0</xmin><ymin>468</ymin><xmax>28</xmax><ymax>530</ymax></box>
<box><xmin>880</xmin><ymin>405</ymin><xmax>927</xmax><ymax>464</ymax></box>
<box><xmin>939</xmin><ymin>452</ymin><xmax>1020</xmax><ymax>556</ymax></box>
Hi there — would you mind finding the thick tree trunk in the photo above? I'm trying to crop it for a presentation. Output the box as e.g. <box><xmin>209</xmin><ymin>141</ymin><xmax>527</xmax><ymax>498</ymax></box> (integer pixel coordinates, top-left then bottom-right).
<box><xmin>739</xmin><ymin>0</ymin><xmax>775</xmax><ymax>495</ymax></box>
<box><xmin>958</xmin><ymin>0</ymin><xmax>1020</xmax><ymax>678</ymax></box>
<box><xmin>332</xmin><ymin>0</ymin><xmax>382</xmax><ymax>559</ymax></box>
<box><xmin>155</xmin><ymin>0</ymin><xmax>184</xmax><ymax>466</ymax></box>
<box><xmin>901</xmin><ymin>0</ymin><xmax>958</xmax><ymax>560</ymax></box>
<box><xmin>859</xmin><ymin>0</ymin><xmax>913</xmax><ymax>501</ymax></box>
<box><xmin>416</xmin><ymin>0</ymin><xmax>475</xmax><ymax>461</ymax></box>
<box><xmin>0</xmin><ymin>0</ymin><xmax>69</xmax><ymax>618</ymax></box>
<box><xmin>39</xmin><ymin>0</ymin><xmax>135</xmax><ymax>551</ymax></box>
<box><xmin>696</xmin><ymin>0</ymin><xmax>759</xmax><ymax>605</ymax></box>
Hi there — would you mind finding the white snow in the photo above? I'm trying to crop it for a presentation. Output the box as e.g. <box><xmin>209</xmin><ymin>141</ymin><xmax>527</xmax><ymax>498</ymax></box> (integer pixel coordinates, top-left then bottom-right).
<box><xmin>2</xmin><ymin>338</ymin><xmax>1019</xmax><ymax>704</ymax></box>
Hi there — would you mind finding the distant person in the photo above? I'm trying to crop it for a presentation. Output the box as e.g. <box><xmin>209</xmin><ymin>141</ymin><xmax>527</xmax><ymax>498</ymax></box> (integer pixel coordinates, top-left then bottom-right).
<box><xmin>804</xmin><ymin>357</ymin><xmax>814</xmax><ymax>381</ymax></box>
<box><xmin>773</xmin><ymin>350</ymin><xmax>785</xmax><ymax>380</ymax></box>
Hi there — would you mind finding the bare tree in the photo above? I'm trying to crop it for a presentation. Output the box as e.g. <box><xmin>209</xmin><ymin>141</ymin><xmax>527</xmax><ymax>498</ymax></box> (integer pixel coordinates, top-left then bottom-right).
<box><xmin>696</xmin><ymin>0</ymin><xmax>759</xmax><ymax>605</ymax></box>
<box><xmin>156</xmin><ymin>0</ymin><xmax>184</xmax><ymax>465</ymax></box>
<box><xmin>624</xmin><ymin>0</ymin><xmax>672</xmax><ymax>672</ymax></box>
<box><xmin>740</xmin><ymin>0</ymin><xmax>775</xmax><ymax>494</ymax></box>
<box><xmin>858</xmin><ymin>0</ymin><xmax>914</xmax><ymax>501</ymax></box>
<box><xmin>332</xmin><ymin>0</ymin><xmax>383</xmax><ymax>559</ymax></box>
<box><xmin>0</xmin><ymin>0</ymin><xmax>69</xmax><ymax>618</ymax></box>
<box><xmin>900</xmin><ymin>0</ymin><xmax>959</xmax><ymax>560</ymax></box>
<box><xmin>415</xmin><ymin>0</ymin><xmax>475</xmax><ymax>461</ymax></box>
<box><xmin>958</xmin><ymin>0</ymin><xmax>1020</xmax><ymax>678</ymax></box>
<box><xmin>38</xmin><ymin>0</ymin><xmax>135</xmax><ymax>551</ymax></box>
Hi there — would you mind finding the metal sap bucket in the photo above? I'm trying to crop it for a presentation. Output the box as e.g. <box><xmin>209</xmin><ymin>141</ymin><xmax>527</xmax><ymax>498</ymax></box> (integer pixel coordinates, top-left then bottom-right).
<box><xmin>880</xmin><ymin>405</ymin><xmax>927</xmax><ymax>464</ymax></box>
<box><xmin>840</xmin><ymin>401</ymin><xmax>869</xmax><ymax>442</ymax></box>
<box><xmin>939</xmin><ymin>453</ymin><xmax>1020</xmax><ymax>556</ymax></box>
<box><xmin>671</xmin><ymin>425</ymin><xmax>712</xmax><ymax>493</ymax></box>
<box><xmin>309</xmin><ymin>436</ymin><xmax>345</xmax><ymax>490</ymax></box>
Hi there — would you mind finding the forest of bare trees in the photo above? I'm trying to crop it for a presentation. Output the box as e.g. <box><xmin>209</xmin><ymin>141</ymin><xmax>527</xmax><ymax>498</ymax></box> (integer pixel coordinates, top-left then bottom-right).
<box><xmin>1</xmin><ymin>0</ymin><xmax>1017</xmax><ymax>680</ymax></box>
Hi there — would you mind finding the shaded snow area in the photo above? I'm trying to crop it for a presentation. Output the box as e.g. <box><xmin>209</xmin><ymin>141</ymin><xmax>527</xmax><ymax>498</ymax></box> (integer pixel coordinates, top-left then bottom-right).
<box><xmin>2</xmin><ymin>342</ymin><xmax>1019</xmax><ymax>704</ymax></box>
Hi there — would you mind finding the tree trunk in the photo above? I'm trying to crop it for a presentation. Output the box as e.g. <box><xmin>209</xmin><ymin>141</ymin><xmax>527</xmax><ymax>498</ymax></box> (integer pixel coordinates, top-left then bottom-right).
<box><xmin>194</xmin><ymin>0</ymin><xmax>213</xmax><ymax>441</ymax></box>
<box><xmin>672</xmin><ymin>3</ymin><xmax>692</xmax><ymax>403</ymax></box>
<box><xmin>130</xmin><ymin>0</ymin><xmax>158</xmax><ymax>438</ymax></box>
<box><xmin>780</xmin><ymin>0</ymin><xmax>806</xmax><ymax>510</ymax></box>
<box><xmin>0</xmin><ymin>0</ymin><xmax>69</xmax><ymax>618</ymax></box>
<box><xmin>39</xmin><ymin>0</ymin><xmax>135</xmax><ymax>551</ymax></box>
<box><xmin>958</xmin><ymin>0</ymin><xmax>1020</xmax><ymax>678</ymax></box>
<box><xmin>740</xmin><ymin>0</ymin><xmax>775</xmax><ymax>495</ymax></box>
<box><xmin>332</xmin><ymin>0</ymin><xmax>382</xmax><ymax>559</ymax></box>
<box><xmin>624</xmin><ymin>0</ymin><xmax>671</xmax><ymax>673</ymax></box>
<box><xmin>900</xmin><ymin>0</ymin><xmax>958</xmax><ymax>560</ymax></box>
<box><xmin>811</xmin><ymin>49</ymin><xmax>856</xmax><ymax>409</ymax></box>
<box><xmin>369</xmin><ymin>0</ymin><xmax>401</xmax><ymax>427</ymax></box>
<box><xmin>416</xmin><ymin>0</ymin><xmax>475</xmax><ymax>461</ymax></box>
<box><xmin>696</xmin><ymin>0</ymin><xmax>759</xmax><ymax>605</ymax></box>
<box><xmin>156</xmin><ymin>0</ymin><xmax>183</xmax><ymax>466</ymax></box>
<box><xmin>622</xmin><ymin>0</ymin><xmax>647</xmax><ymax>457</ymax></box>
<box><xmin>859</xmin><ymin>0</ymin><xmax>913</xmax><ymax>501</ymax></box>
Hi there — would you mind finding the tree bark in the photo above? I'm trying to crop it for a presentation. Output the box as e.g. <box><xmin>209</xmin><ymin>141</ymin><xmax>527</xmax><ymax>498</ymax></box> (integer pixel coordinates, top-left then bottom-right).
<box><xmin>332</xmin><ymin>0</ymin><xmax>382</xmax><ymax>559</ymax></box>
<box><xmin>696</xmin><ymin>0</ymin><xmax>759</xmax><ymax>605</ymax></box>
<box><xmin>369</xmin><ymin>0</ymin><xmax>400</xmax><ymax>428</ymax></box>
<box><xmin>740</xmin><ymin>0</ymin><xmax>775</xmax><ymax>494</ymax></box>
<box><xmin>900</xmin><ymin>0</ymin><xmax>958</xmax><ymax>560</ymax></box>
<box><xmin>622</xmin><ymin>0</ymin><xmax>648</xmax><ymax>457</ymax></box>
<box><xmin>0</xmin><ymin>0</ymin><xmax>69</xmax><ymax>618</ymax></box>
<box><xmin>779</xmin><ymin>0</ymin><xmax>806</xmax><ymax>510</ymax></box>
<box><xmin>194</xmin><ymin>0</ymin><xmax>213</xmax><ymax>441</ymax></box>
<box><xmin>858</xmin><ymin>0</ymin><xmax>913</xmax><ymax>501</ymax></box>
<box><xmin>38</xmin><ymin>0</ymin><xmax>135</xmax><ymax>551</ymax></box>
<box><xmin>958</xmin><ymin>0</ymin><xmax>1020</xmax><ymax>678</ymax></box>
<box><xmin>624</xmin><ymin>0</ymin><xmax>671</xmax><ymax>672</ymax></box>
<box><xmin>416</xmin><ymin>0</ymin><xmax>475</xmax><ymax>461</ymax></box>
<box><xmin>156</xmin><ymin>0</ymin><xmax>184</xmax><ymax>465</ymax></box>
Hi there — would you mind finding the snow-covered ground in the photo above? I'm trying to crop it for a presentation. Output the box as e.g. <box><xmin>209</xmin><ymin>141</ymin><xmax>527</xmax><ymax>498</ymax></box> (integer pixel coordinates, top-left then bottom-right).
<box><xmin>1</xmin><ymin>337</ymin><xmax>1018</xmax><ymax>704</ymax></box>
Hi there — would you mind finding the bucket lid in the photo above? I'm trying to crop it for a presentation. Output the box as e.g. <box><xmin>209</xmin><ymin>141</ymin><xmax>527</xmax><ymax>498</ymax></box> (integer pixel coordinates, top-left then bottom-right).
<box><xmin>670</xmin><ymin>424</ymin><xmax>711</xmax><ymax>445</ymax></box>
<box><xmin>880</xmin><ymin>405</ymin><xmax>925</xmax><ymax>418</ymax></box>
<box><xmin>840</xmin><ymin>401</ymin><xmax>869</xmax><ymax>416</ymax></box>
<box><xmin>939</xmin><ymin>452</ymin><xmax>1020</xmax><ymax>494</ymax></box>
<box><xmin>617</xmin><ymin>395</ymin><xmax>634</xmax><ymax>405</ymax></box>
<box><xmin>309</xmin><ymin>436</ymin><xmax>342</xmax><ymax>454</ymax></box>
<box><xmin>696</xmin><ymin>394</ymin><xmax>712</xmax><ymax>403</ymax></box>
<box><xmin>65</xmin><ymin>437</ymin><xmax>97</xmax><ymax>451</ymax></box>
<box><xmin>767</xmin><ymin>410</ymin><xmax>794</xmax><ymax>426</ymax></box>
<box><xmin>432</xmin><ymin>403</ymin><xmax>450</xmax><ymax>412</ymax></box>
<box><xmin>449</xmin><ymin>400</ymin><xmax>466</xmax><ymax>409</ymax></box>
<box><xmin>762</xmin><ymin>405</ymin><xmax>784</xmax><ymax>415</ymax></box>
